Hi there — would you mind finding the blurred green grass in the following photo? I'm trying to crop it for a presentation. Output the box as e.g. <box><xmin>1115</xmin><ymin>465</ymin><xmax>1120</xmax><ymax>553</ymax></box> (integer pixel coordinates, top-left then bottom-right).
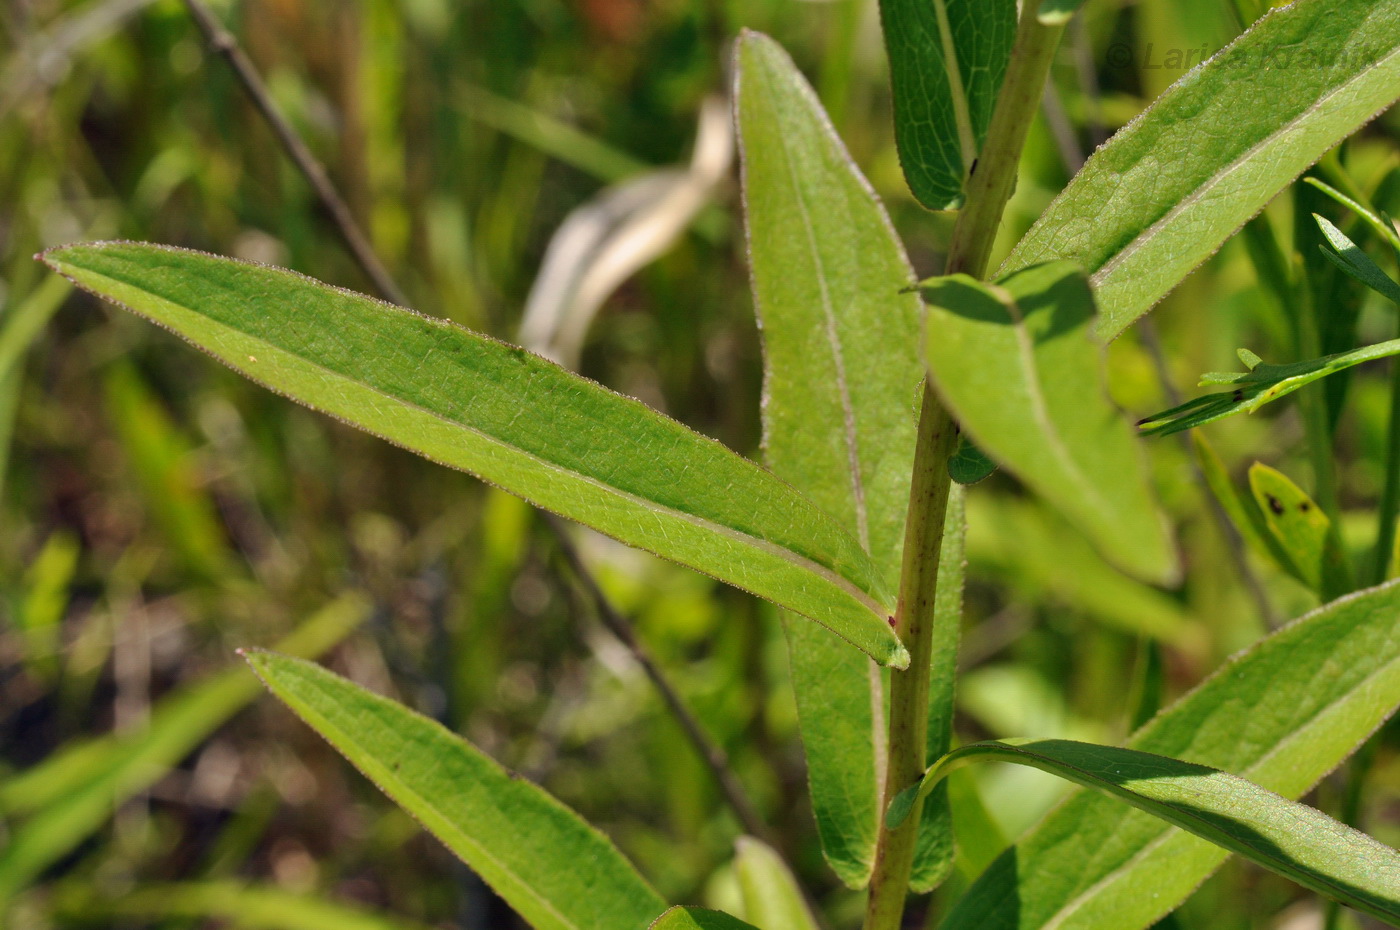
<box><xmin>2</xmin><ymin>1</ymin><xmax>1399</xmax><ymax>927</ymax></box>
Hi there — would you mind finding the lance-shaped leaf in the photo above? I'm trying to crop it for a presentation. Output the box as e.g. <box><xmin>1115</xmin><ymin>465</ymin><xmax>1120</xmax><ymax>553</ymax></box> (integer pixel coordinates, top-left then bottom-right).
<box><xmin>736</xmin><ymin>31</ymin><xmax>956</xmax><ymax>886</ymax></box>
<box><xmin>1315</xmin><ymin>213</ymin><xmax>1400</xmax><ymax>305</ymax></box>
<box><xmin>733</xmin><ymin>837</ymin><xmax>821</xmax><ymax>930</ymax></box>
<box><xmin>41</xmin><ymin>242</ymin><xmax>907</xmax><ymax>668</ymax></box>
<box><xmin>651</xmin><ymin>909</ymin><xmax>759</xmax><ymax>930</ymax></box>
<box><xmin>1140</xmin><ymin>338</ymin><xmax>1400</xmax><ymax>436</ymax></box>
<box><xmin>878</xmin><ymin>0</ymin><xmax>1017</xmax><ymax>210</ymax></box>
<box><xmin>244</xmin><ymin>651</ymin><xmax>667</xmax><ymax>930</ymax></box>
<box><xmin>922</xmin><ymin>261</ymin><xmax>1177</xmax><ymax>584</ymax></box>
<box><xmin>999</xmin><ymin>0</ymin><xmax>1400</xmax><ymax>340</ymax></box>
<box><xmin>939</xmin><ymin>580</ymin><xmax>1400</xmax><ymax>930</ymax></box>
<box><xmin>891</xmin><ymin>739</ymin><xmax>1400</xmax><ymax>923</ymax></box>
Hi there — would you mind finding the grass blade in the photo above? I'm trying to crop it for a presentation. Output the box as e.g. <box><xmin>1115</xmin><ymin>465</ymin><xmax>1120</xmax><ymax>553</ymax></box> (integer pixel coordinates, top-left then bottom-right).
<box><xmin>922</xmin><ymin>262</ymin><xmax>1177</xmax><ymax>584</ymax></box>
<box><xmin>651</xmin><ymin>908</ymin><xmax>759</xmax><ymax>930</ymax></box>
<box><xmin>1000</xmin><ymin>0</ymin><xmax>1400</xmax><ymax>340</ymax></box>
<box><xmin>735</xmin><ymin>30</ymin><xmax>937</xmax><ymax>885</ymax></box>
<box><xmin>939</xmin><ymin>581</ymin><xmax>1400</xmax><ymax>930</ymax></box>
<box><xmin>244</xmin><ymin>650</ymin><xmax>667</xmax><ymax>930</ymax></box>
<box><xmin>894</xmin><ymin>739</ymin><xmax>1400</xmax><ymax>922</ymax></box>
<box><xmin>40</xmin><ymin>242</ymin><xmax>906</xmax><ymax>668</ymax></box>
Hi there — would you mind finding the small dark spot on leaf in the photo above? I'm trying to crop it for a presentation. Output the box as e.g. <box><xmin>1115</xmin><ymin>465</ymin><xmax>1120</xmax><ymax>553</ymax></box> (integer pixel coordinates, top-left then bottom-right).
<box><xmin>1232</xmin><ymin>389</ymin><xmax>1244</xmax><ymax>402</ymax></box>
<box><xmin>888</xmin><ymin>615</ymin><xmax>898</xmax><ymax>629</ymax></box>
<box><xmin>1299</xmin><ymin>501</ymin><xmax>1311</xmax><ymax>512</ymax></box>
<box><xmin>1266</xmin><ymin>494</ymin><xmax>1284</xmax><ymax>516</ymax></box>
<box><xmin>969</xmin><ymin>158</ymin><xmax>979</xmax><ymax>177</ymax></box>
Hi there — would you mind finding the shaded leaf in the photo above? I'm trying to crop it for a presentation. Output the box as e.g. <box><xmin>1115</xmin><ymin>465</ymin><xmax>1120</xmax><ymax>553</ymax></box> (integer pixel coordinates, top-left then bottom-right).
<box><xmin>650</xmin><ymin>908</ymin><xmax>759</xmax><ymax>930</ymax></box>
<box><xmin>1000</xmin><ymin>0</ymin><xmax>1400</xmax><ymax>340</ymax></box>
<box><xmin>895</xmin><ymin>739</ymin><xmax>1400</xmax><ymax>923</ymax></box>
<box><xmin>735</xmin><ymin>30</ymin><xmax>928</xmax><ymax>884</ymax></box>
<box><xmin>245</xmin><ymin>651</ymin><xmax>667</xmax><ymax>930</ymax></box>
<box><xmin>940</xmin><ymin>581</ymin><xmax>1400</xmax><ymax>930</ymax></box>
<box><xmin>878</xmin><ymin>0</ymin><xmax>1017</xmax><ymax>209</ymax></box>
<box><xmin>42</xmin><ymin>242</ymin><xmax>907</xmax><ymax>668</ymax></box>
<box><xmin>922</xmin><ymin>261</ymin><xmax>1177</xmax><ymax>583</ymax></box>
<box><xmin>948</xmin><ymin>436</ymin><xmax>997</xmax><ymax>485</ymax></box>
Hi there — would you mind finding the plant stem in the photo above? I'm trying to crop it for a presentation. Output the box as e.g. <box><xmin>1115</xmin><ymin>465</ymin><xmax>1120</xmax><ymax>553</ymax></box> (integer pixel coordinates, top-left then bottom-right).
<box><xmin>863</xmin><ymin>9</ymin><xmax>1064</xmax><ymax>930</ymax></box>
<box><xmin>862</xmin><ymin>391</ymin><xmax>958</xmax><ymax>930</ymax></box>
<box><xmin>944</xmin><ymin>7</ymin><xmax>1066</xmax><ymax>281</ymax></box>
<box><xmin>1374</xmin><ymin>349</ymin><xmax>1400</xmax><ymax>584</ymax></box>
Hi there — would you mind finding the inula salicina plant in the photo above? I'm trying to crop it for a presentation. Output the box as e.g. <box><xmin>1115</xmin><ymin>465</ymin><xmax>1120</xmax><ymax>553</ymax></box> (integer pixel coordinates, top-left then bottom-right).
<box><xmin>21</xmin><ymin>0</ymin><xmax>1400</xmax><ymax>928</ymax></box>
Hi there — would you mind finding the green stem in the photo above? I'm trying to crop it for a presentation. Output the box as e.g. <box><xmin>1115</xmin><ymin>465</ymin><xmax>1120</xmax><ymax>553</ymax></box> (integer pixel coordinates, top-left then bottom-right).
<box><xmin>862</xmin><ymin>9</ymin><xmax>1065</xmax><ymax>930</ymax></box>
<box><xmin>1373</xmin><ymin>346</ymin><xmax>1400</xmax><ymax>584</ymax></box>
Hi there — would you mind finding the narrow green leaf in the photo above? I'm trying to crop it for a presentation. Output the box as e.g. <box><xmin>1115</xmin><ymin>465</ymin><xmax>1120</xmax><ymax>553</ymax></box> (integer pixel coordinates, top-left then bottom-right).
<box><xmin>1140</xmin><ymin>338</ymin><xmax>1400</xmax><ymax>435</ymax></box>
<box><xmin>50</xmin><ymin>881</ymin><xmax>433</xmax><ymax>930</ymax></box>
<box><xmin>15</xmin><ymin>531</ymin><xmax>79</xmax><ymax>678</ymax></box>
<box><xmin>0</xmin><ymin>595</ymin><xmax>367</xmax><ymax>904</ymax></box>
<box><xmin>650</xmin><ymin>908</ymin><xmax>759</xmax><ymax>930</ymax></box>
<box><xmin>1305</xmin><ymin>177</ymin><xmax>1400</xmax><ymax>254</ymax></box>
<box><xmin>1249</xmin><ymin>463</ymin><xmax>1350</xmax><ymax>597</ymax></box>
<box><xmin>735</xmin><ymin>30</ymin><xmax>927</xmax><ymax>884</ymax></box>
<box><xmin>939</xmin><ymin>580</ymin><xmax>1400</xmax><ymax>930</ymax></box>
<box><xmin>41</xmin><ymin>242</ymin><xmax>906</xmax><ymax>668</ymax></box>
<box><xmin>244</xmin><ymin>651</ymin><xmax>667</xmax><ymax>930</ymax></box>
<box><xmin>895</xmin><ymin>739</ymin><xmax>1400</xmax><ymax>922</ymax></box>
<box><xmin>1000</xmin><ymin>0</ymin><xmax>1400</xmax><ymax>340</ymax></box>
<box><xmin>733</xmin><ymin>837</ymin><xmax>821</xmax><ymax>930</ymax></box>
<box><xmin>877</xmin><ymin>0</ymin><xmax>1017</xmax><ymax>209</ymax></box>
<box><xmin>1315</xmin><ymin>214</ymin><xmax>1400</xmax><ymax>305</ymax></box>
<box><xmin>922</xmin><ymin>262</ymin><xmax>1177</xmax><ymax>583</ymax></box>
<box><xmin>1036</xmin><ymin>0</ymin><xmax>1088</xmax><ymax>25</ymax></box>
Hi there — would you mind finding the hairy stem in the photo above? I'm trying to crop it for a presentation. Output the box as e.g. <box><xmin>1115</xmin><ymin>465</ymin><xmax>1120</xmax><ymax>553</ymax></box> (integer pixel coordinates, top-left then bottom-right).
<box><xmin>863</xmin><ymin>8</ymin><xmax>1064</xmax><ymax>930</ymax></box>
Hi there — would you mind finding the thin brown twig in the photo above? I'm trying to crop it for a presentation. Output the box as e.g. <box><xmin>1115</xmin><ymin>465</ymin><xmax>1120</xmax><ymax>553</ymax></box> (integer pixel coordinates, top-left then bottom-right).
<box><xmin>180</xmin><ymin>0</ymin><xmax>410</xmax><ymax>308</ymax></box>
<box><xmin>181</xmin><ymin>0</ymin><xmax>776</xmax><ymax>847</ymax></box>
<box><xmin>542</xmin><ymin>513</ymin><xmax>775</xmax><ymax>846</ymax></box>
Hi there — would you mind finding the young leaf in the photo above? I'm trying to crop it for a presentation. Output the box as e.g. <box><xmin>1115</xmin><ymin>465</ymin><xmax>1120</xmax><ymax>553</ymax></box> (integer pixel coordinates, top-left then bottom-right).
<box><xmin>1139</xmin><ymin>338</ymin><xmax>1400</xmax><ymax>435</ymax></box>
<box><xmin>1000</xmin><ymin>0</ymin><xmax>1400</xmax><ymax>340</ymax></box>
<box><xmin>939</xmin><ymin>580</ymin><xmax>1400</xmax><ymax>930</ymax></box>
<box><xmin>1315</xmin><ymin>213</ymin><xmax>1400</xmax><ymax>305</ymax></box>
<box><xmin>893</xmin><ymin>739</ymin><xmax>1400</xmax><ymax>922</ymax></box>
<box><xmin>41</xmin><ymin>242</ymin><xmax>907</xmax><ymax>668</ymax></box>
<box><xmin>733</xmin><ymin>837</ymin><xmax>821</xmax><ymax>930</ymax></box>
<box><xmin>1249</xmin><ymin>463</ymin><xmax>1351</xmax><ymax>598</ymax></box>
<box><xmin>922</xmin><ymin>262</ymin><xmax>1177</xmax><ymax>584</ymax></box>
<box><xmin>0</xmin><ymin>595</ymin><xmax>367</xmax><ymax>904</ymax></box>
<box><xmin>244</xmin><ymin>651</ymin><xmax>667</xmax><ymax>930</ymax></box>
<box><xmin>651</xmin><ymin>908</ymin><xmax>759</xmax><ymax>930</ymax></box>
<box><xmin>735</xmin><ymin>30</ymin><xmax>930</xmax><ymax>884</ymax></box>
<box><xmin>877</xmin><ymin>0</ymin><xmax>1017</xmax><ymax>210</ymax></box>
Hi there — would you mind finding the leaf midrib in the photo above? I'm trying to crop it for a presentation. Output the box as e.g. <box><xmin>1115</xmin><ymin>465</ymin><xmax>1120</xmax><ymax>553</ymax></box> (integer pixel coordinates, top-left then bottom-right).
<box><xmin>69</xmin><ymin>262</ymin><xmax>890</xmax><ymax>622</ymax></box>
<box><xmin>1087</xmin><ymin>41</ymin><xmax>1400</xmax><ymax>300</ymax></box>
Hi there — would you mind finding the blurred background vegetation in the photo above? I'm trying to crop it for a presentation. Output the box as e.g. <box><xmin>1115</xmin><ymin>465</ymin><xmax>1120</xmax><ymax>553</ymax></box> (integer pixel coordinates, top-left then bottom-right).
<box><xmin>3</xmin><ymin>0</ymin><xmax>1400</xmax><ymax>927</ymax></box>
